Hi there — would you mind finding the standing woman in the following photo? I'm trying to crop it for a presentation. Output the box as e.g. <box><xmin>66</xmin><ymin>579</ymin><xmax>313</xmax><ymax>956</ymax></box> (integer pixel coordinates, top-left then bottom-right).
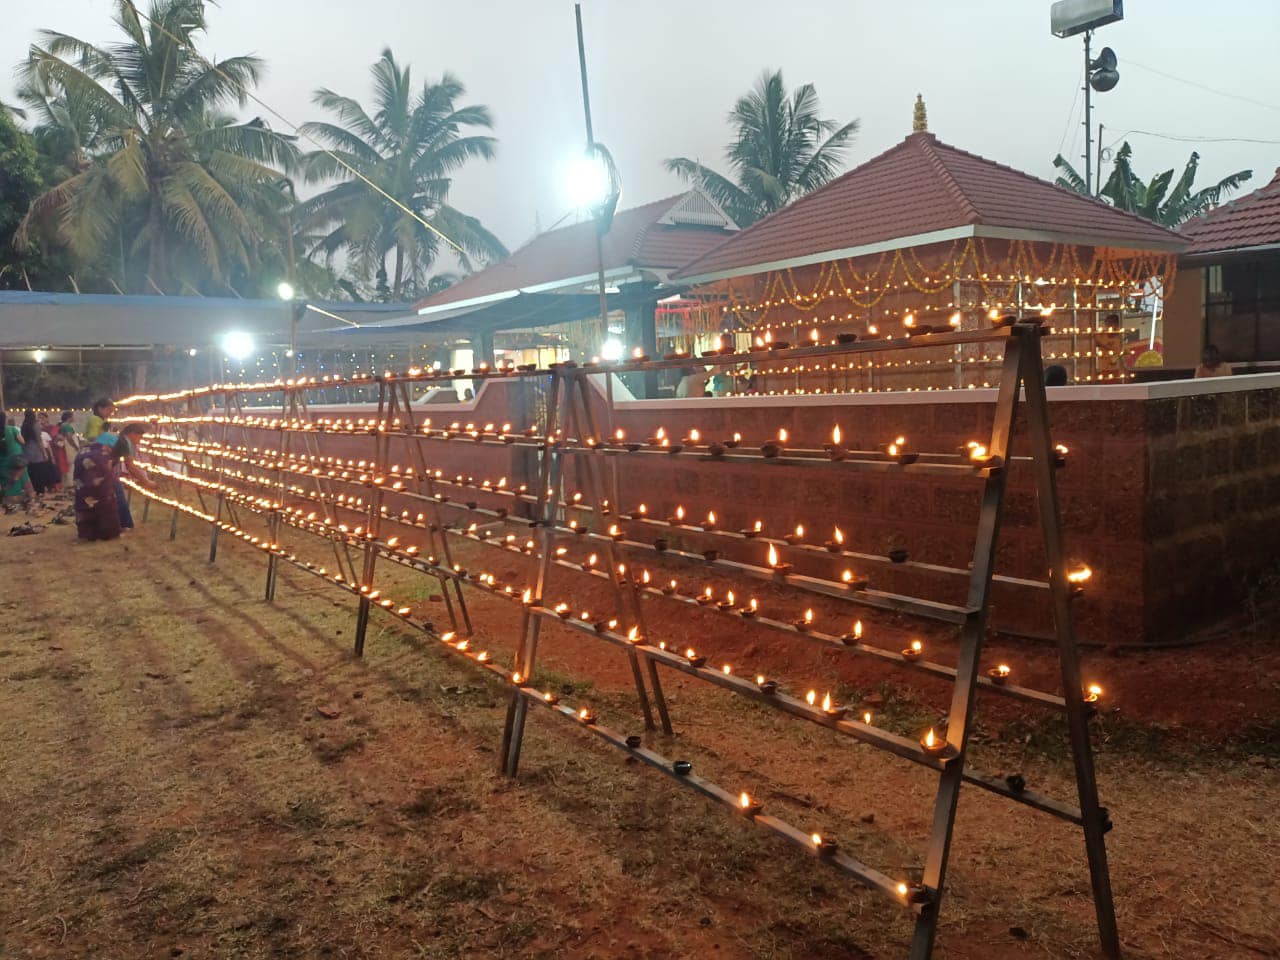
<box><xmin>1</xmin><ymin>410</ymin><xmax>34</xmax><ymax>509</ymax></box>
<box><xmin>21</xmin><ymin>410</ymin><xmax>57</xmax><ymax>497</ymax></box>
<box><xmin>55</xmin><ymin>411</ymin><xmax>78</xmax><ymax>489</ymax></box>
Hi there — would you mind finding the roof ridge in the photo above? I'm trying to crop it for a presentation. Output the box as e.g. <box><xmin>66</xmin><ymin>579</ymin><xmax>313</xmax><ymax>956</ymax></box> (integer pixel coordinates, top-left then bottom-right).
<box><xmin>915</xmin><ymin>133</ymin><xmax>983</xmax><ymax>225</ymax></box>
<box><xmin>925</xmin><ymin>135</ymin><xmax>1184</xmax><ymax>240</ymax></box>
<box><xmin>676</xmin><ymin>137</ymin><xmax>919</xmax><ymax>276</ymax></box>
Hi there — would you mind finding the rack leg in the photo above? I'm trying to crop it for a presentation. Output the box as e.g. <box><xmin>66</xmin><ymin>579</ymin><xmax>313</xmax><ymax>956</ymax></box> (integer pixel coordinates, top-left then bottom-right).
<box><xmin>353</xmin><ymin>596</ymin><xmax>371</xmax><ymax>657</ymax></box>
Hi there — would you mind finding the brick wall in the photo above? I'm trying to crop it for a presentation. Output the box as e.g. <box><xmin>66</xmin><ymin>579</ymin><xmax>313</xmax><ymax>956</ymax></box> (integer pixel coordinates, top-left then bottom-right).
<box><xmin>215</xmin><ymin>373</ymin><xmax>1280</xmax><ymax>646</ymax></box>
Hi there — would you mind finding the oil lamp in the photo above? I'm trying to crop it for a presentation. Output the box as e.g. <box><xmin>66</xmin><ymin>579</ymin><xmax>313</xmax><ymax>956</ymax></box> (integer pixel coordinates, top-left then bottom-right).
<box><xmin>841</xmin><ymin>569</ymin><xmax>869</xmax><ymax>590</ymax></box>
<box><xmin>632</xmin><ymin>346</ymin><xmax>650</xmax><ymax>363</ymax></box>
<box><xmin>902</xmin><ymin>639</ymin><xmax>923</xmax><ymax>662</ymax></box>
<box><xmin>1084</xmin><ymin>683</ymin><xmax>1103</xmax><ymax>704</ymax></box>
<box><xmin>741</xmin><ymin>519</ymin><xmax>763</xmax><ymax>539</ymax></box>
<box><xmin>717</xmin><ymin>590</ymin><xmax>737</xmax><ymax>611</ymax></box>
<box><xmin>824</xmin><ymin>526</ymin><xmax>845</xmax><ymax>552</ymax></box>
<box><xmin>883</xmin><ymin>435</ymin><xmax>918</xmax><ymax>465</ymax></box>
<box><xmin>476</xmin><ymin>651</ymin><xmax>491</xmax><ymax>663</ymax></box>
<box><xmin>682</xmin><ymin>427</ymin><xmax>701</xmax><ymax>446</ymax></box>
<box><xmin>670</xmin><ymin>504</ymin><xmax>687</xmax><ymax>525</ymax></box>
<box><xmin>811</xmin><ymin>833</ymin><xmax>838</xmax><ymax>857</ymax></box>
<box><xmin>647</xmin><ymin>426</ymin><xmax>667</xmax><ymax>447</ymax></box>
<box><xmin>840</xmin><ymin>619</ymin><xmax>864</xmax><ymax>645</ymax></box>
<box><xmin>704</xmin><ymin>510</ymin><xmax>717</xmax><ymax>529</ymax></box>
<box><xmin>578</xmin><ymin>707</ymin><xmax>596</xmax><ymax>724</ymax></box>
<box><xmin>673</xmin><ymin>759</ymin><xmax>693</xmax><ymax>775</ymax></box>
<box><xmin>794</xmin><ymin>608</ymin><xmax>815</xmax><ymax>631</ymax></box>
<box><xmin>824</xmin><ymin>424</ymin><xmax>847</xmax><ymax>460</ymax></box>
<box><xmin>725</xmin><ymin>431</ymin><xmax>743</xmax><ymax>449</ymax></box>
<box><xmin>741</xmin><ymin>597</ymin><xmax>759</xmax><ymax>618</ymax></box>
<box><xmin>784</xmin><ymin>524</ymin><xmax>805</xmax><ymax>545</ymax></box>
<box><xmin>921</xmin><ymin>727</ymin><xmax>948</xmax><ymax>755</ymax></box>
<box><xmin>738</xmin><ymin>791</ymin><xmax>762</xmax><ymax>817</ymax></box>
<box><xmin>1054</xmin><ymin>443</ymin><xmax>1069</xmax><ymax>468</ymax></box>
<box><xmin>662</xmin><ymin>578</ymin><xmax>678</xmax><ymax>596</ymax></box>
<box><xmin>820</xmin><ymin>692</ymin><xmax>847</xmax><ymax>719</ymax></box>
<box><xmin>862</xmin><ymin>711</ymin><xmax>874</xmax><ymax>725</ymax></box>
<box><xmin>625</xmin><ymin>734</ymin><xmax>643</xmax><ymax>748</ymax></box>
<box><xmin>1067</xmin><ymin>563</ymin><xmax>1092</xmax><ymax>595</ymax></box>
<box><xmin>987</xmin><ymin>663</ymin><xmax>1011</xmax><ymax>685</ymax></box>
<box><xmin>761</xmin><ymin>427</ymin><xmax>787</xmax><ymax>458</ymax></box>
<box><xmin>767</xmin><ymin>544</ymin><xmax>791</xmax><ymax>577</ymax></box>
<box><xmin>756</xmin><ymin>674</ymin><xmax>778</xmax><ymax>695</ymax></box>
<box><xmin>697</xmin><ymin>586</ymin><xmax>715</xmax><ymax>606</ymax></box>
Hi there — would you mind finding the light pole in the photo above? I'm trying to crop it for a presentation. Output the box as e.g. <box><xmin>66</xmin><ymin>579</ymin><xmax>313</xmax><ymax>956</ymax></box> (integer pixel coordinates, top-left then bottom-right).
<box><xmin>1051</xmin><ymin>1</ymin><xmax>1122</xmax><ymax>195</ymax></box>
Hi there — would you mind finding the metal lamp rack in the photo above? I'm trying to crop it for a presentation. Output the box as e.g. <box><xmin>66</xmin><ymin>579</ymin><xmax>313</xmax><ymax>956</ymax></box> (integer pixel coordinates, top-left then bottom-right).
<box><xmin>121</xmin><ymin>320</ymin><xmax>1119</xmax><ymax>960</ymax></box>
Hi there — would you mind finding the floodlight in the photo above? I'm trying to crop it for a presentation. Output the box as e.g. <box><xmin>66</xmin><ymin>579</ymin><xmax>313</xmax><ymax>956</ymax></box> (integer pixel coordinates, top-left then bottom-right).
<box><xmin>221</xmin><ymin>330</ymin><xmax>255</xmax><ymax>361</ymax></box>
<box><xmin>565</xmin><ymin>151</ymin><xmax>612</xmax><ymax>211</ymax></box>
<box><xmin>277</xmin><ymin>281</ymin><xmax>295</xmax><ymax>301</ymax></box>
<box><xmin>600</xmin><ymin>339</ymin><xmax>624</xmax><ymax>362</ymax></box>
<box><xmin>1050</xmin><ymin>0</ymin><xmax>1123</xmax><ymax>38</ymax></box>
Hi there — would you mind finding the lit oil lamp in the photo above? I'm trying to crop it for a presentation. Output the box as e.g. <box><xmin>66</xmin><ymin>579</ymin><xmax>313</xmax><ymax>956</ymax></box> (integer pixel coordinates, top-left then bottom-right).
<box><xmin>476</xmin><ymin>651</ymin><xmax>491</xmax><ymax>663</ymax></box>
<box><xmin>632</xmin><ymin>346</ymin><xmax>650</xmax><ymax>363</ymax></box>
<box><xmin>841</xmin><ymin>568</ymin><xmax>869</xmax><ymax>590</ymax></box>
<box><xmin>738</xmin><ymin>791</ymin><xmax>762</xmax><ymax>817</ymax></box>
<box><xmin>647</xmin><ymin>426</ymin><xmax>668</xmax><ymax>447</ymax></box>
<box><xmin>794</xmin><ymin>608</ymin><xmax>815</xmax><ymax>631</ymax></box>
<box><xmin>824</xmin><ymin>424</ymin><xmax>847</xmax><ymax>460</ymax></box>
<box><xmin>1084</xmin><ymin>683</ymin><xmax>1103</xmax><ymax>704</ymax></box>
<box><xmin>949</xmin><ymin>311</ymin><xmax>962</xmax><ymax>328</ymax></box>
<box><xmin>921</xmin><ymin>727</ymin><xmax>948</xmax><ymax>755</ymax></box>
<box><xmin>902</xmin><ymin>639</ymin><xmax>924</xmax><ymax>662</ymax></box>
<box><xmin>1054</xmin><ymin>442</ymin><xmax>1069</xmax><ymax>468</ymax></box>
<box><xmin>704</xmin><ymin>510</ymin><xmax>717</xmax><ymax>529</ymax></box>
<box><xmin>607</xmin><ymin>523</ymin><xmax>625</xmax><ymax>541</ymax></box>
<box><xmin>767</xmin><ymin>544</ymin><xmax>792</xmax><ymax>577</ymax></box>
<box><xmin>542</xmin><ymin>690</ymin><xmax>559</xmax><ymax>705</ymax></box>
<box><xmin>662</xmin><ymin>578</ymin><xmax>678</xmax><ymax>596</ymax></box>
<box><xmin>682</xmin><ymin>427</ymin><xmax>701</xmax><ymax>446</ymax></box>
<box><xmin>862</xmin><ymin>711</ymin><xmax>874</xmax><ymax>725</ymax></box>
<box><xmin>811</xmin><ymin>832</ymin><xmax>838</xmax><ymax>857</ymax></box>
<box><xmin>756</xmin><ymin>674</ymin><xmax>778</xmax><ymax>695</ymax></box>
<box><xmin>554</xmin><ymin>602</ymin><xmax>572</xmax><ymax>619</ymax></box>
<box><xmin>761</xmin><ymin>427</ymin><xmax>787</xmax><ymax>458</ymax></box>
<box><xmin>724</xmin><ymin>431</ymin><xmax>743</xmax><ymax>449</ymax></box>
<box><xmin>697</xmin><ymin>586</ymin><xmax>716</xmax><ymax>607</ymax></box>
<box><xmin>987</xmin><ymin>663</ymin><xmax>1012</xmax><ymax>685</ymax></box>
<box><xmin>670</xmin><ymin>504</ymin><xmax>687</xmax><ymax>525</ymax></box>
<box><xmin>784</xmin><ymin>523</ymin><xmax>805</xmax><ymax>545</ymax></box>
<box><xmin>882</xmin><ymin>435</ymin><xmax>918</xmax><ymax>465</ymax></box>
<box><xmin>964</xmin><ymin>440</ymin><xmax>1003</xmax><ymax>469</ymax></box>
<box><xmin>578</xmin><ymin>707</ymin><xmax>596</xmax><ymax>724</ymax></box>
<box><xmin>717</xmin><ymin>590</ymin><xmax>737</xmax><ymax>612</ymax></box>
<box><xmin>824</xmin><ymin>526</ymin><xmax>845</xmax><ymax>553</ymax></box>
<box><xmin>820</xmin><ymin>692</ymin><xmax>847</xmax><ymax>719</ymax></box>
<box><xmin>741</xmin><ymin>519</ymin><xmax>764</xmax><ymax>538</ymax></box>
<box><xmin>740</xmin><ymin>597</ymin><xmax>759</xmax><ymax>618</ymax></box>
<box><xmin>1067</xmin><ymin>563</ymin><xmax>1092</xmax><ymax>596</ymax></box>
<box><xmin>840</xmin><ymin>619</ymin><xmax>864</xmax><ymax>646</ymax></box>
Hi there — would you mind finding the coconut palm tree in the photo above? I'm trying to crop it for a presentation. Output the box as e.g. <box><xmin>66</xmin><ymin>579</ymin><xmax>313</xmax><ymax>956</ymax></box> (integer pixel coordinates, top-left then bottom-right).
<box><xmin>296</xmin><ymin>50</ymin><xmax>507</xmax><ymax>299</ymax></box>
<box><xmin>665</xmin><ymin>69</ymin><xmax>858</xmax><ymax>227</ymax></box>
<box><xmin>15</xmin><ymin>0</ymin><xmax>298</xmax><ymax>294</ymax></box>
<box><xmin>1052</xmin><ymin>143</ymin><xmax>1251</xmax><ymax>227</ymax></box>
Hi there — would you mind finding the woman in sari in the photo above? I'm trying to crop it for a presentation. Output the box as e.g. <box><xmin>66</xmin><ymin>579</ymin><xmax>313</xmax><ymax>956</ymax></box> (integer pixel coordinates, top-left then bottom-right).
<box><xmin>74</xmin><ymin>423</ymin><xmax>152</xmax><ymax>541</ymax></box>
<box><xmin>0</xmin><ymin>410</ymin><xmax>33</xmax><ymax>509</ymax></box>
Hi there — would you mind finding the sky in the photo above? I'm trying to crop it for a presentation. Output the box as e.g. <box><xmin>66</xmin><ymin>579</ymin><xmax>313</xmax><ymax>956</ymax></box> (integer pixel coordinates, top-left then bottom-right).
<box><xmin>5</xmin><ymin>0</ymin><xmax>1280</xmax><ymax>257</ymax></box>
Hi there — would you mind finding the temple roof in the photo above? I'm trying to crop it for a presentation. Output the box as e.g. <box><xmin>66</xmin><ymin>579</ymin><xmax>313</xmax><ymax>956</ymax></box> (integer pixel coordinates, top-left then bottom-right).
<box><xmin>1180</xmin><ymin>167</ymin><xmax>1280</xmax><ymax>257</ymax></box>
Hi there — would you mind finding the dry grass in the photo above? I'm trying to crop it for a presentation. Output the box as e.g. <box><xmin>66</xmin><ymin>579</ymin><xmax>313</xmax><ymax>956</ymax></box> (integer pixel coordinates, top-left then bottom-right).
<box><xmin>0</xmin><ymin>500</ymin><xmax>1276</xmax><ymax>959</ymax></box>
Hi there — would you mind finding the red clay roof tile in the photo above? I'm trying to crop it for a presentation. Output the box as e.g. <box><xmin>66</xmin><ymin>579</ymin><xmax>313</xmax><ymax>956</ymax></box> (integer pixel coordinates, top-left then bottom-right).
<box><xmin>1180</xmin><ymin>168</ymin><xmax>1280</xmax><ymax>256</ymax></box>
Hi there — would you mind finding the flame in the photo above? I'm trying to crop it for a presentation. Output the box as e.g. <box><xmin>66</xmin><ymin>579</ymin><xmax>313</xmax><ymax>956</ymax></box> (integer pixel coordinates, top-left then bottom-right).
<box><xmin>756</xmin><ymin>674</ymin><xmax>767</xmax><ymax>685</ymax></box>
<box><xmin>578</xmin><ymin>708</ymin><xmax>591</xmax><ymax>720</ymax></box>
<box><xmin>868</xmin><ymin>323</ymin><xmax>878</xmax><ymax>335</ymax></box>
<box><xmin>587</xmin><ymin>553</ymin><xmax>598</xmax><ymax>566</ymax></box>
<box><xmin>949</xmin><ymin>311</ymin><xmax>962</xmax><ymax>327</ymax></box>
<box><xmin>703</xmin><ymin>586</ymin><xmax>713</xmax><ymax>599</ymax></box>
<box><xmin>690</xmin><ymin>428</ymin><xmax>700</xmax><ymax>443</ymax></box>
<box><xmin>706</xmin><ymin>510</ymin><xmax>717</xmax><ymax>526</ymax></box>
<box><xmin>832</xmin><ymin>424</ymin><xmax>842</xmax><ymax>446</ymax></box>
<box><xmin>753</xmin><ymin>519</ymin><xmax>763</xmax><ymax>532</ymax></box>
<box><xmin>656</xmin><ymin>426</ymin><xmax>666</xmax><ymax>440</ymax></box>
<box><xmin>778</xmin><ymin>427</ymin><xmax>788</xmax><ymax>443</ymax></box>
<box><xmin>1085</xmin><ymin>683</ymin><xmax>1103</xmax><ymax>702</ymax></box>
<box><xmin>969</xmin><ymin>443</ymin><xmax>988</xmax><ymax>460</ymax></box>
<box><xmin>988</xmin><ymin>307</ymin><xmax>1000</xmax><ymax>320</ymax></box>
<box><xmin>628</xmin><ymin>626</ymin><xmax>640</xmax><ymax>642</ymax></box>
<box><xmin>615</xmin><ymin>427</ymin><xmax>625</xmax><ymax>440</ymax></box>
<box><xmin>749</xmin><ymin>598</ymin><xmax>758</xmax><ymax>612</ymax></box>
<box><xmin>821</xmin><ymin>692</ymin><xmax>833</xmax><ymax>712</ymax></box>
<box><xmin>811</xmin><ymin>833</ymin><xmax>823</xmax><ymax>846</ymax></box>
<box><xmin>903</xmin><ymin>312</ymin><xmax>915</xmax><ymax>327</ymax></box>
<box><xmin>686</xmin><ymin>647</ymin><xmax>697</xmax><ymax>659</ymax></box>
<box><xmin>740</xmin><ymin>791</ymin><xmax>752</xmax><ymax>808</ymax></box>
<box><xmin>834</xmin><ymin>526</ymin><xmax>844</xmax><ymax>545</ymax></box>
<box><xmin>997</xmin><ymin>663</ymin><xmax>1011</xmax><ymax>677</ymax></box>
<box><xmin>1055</xmin><ymin>443</ymin><xmax>1069</xmax><ymax>456</ymax></box>
<box><xmin>676</xmin><ymin>505</ymin><xmax>685</xmax><ymax>521</ymax></box>
<box><xmin>911</xmin><ymin>639</ymin><xmax>923</xmax><ymax>654</ymax></box>
<box><xmin>854</xmin><ymin>619</ymin><xmax>863</xmax><ymax>639</ymax></box>
<box><xmin>726</xmin><ymin>590</ymin><xmax>735</xmax><ymax>605</ymax></box>
<box><xmin>863</xmin><ymin>711</ymin><xmax>873</xmax><ymax>724</ymax></box>
<box><xmin>806</xmin><ymin>690</ymin><xmax>817</xmax><ymax>706</ymax></box>
<box><xmin>1067</xmin><ymin>564</ymin><xmax>1093</xmax><ymax>584</ymax></box>
<box><xmin>632</xmin><ymin>346</ymin><xmax>644</xmax><ymax>358</ymax></box>
<box><xmin>896</xmin><ymin>882</ymin><xmax>909</xmax><ymax>897</ymax></box>
<box><xmin>522</xmin><ymin>588</ymin><xmax>533</xmax><ymax>604</ymax></box>
<box><xmin>810</xmin><ymin>328</ymin><xmax>820</xmax><ymax>342</ymax></box>
<box><xmin>733</xmin><ymin>432</ymin><xmax>742</xmax><ymax>443</ymax></box>
<box><xmin>924</xmin><ymin>728</ymin><xmax>937</xmax><ymax>748</ymax></box>
<box><xmin>768</xmin><ymin>544</ymin><xmax>779</xmax><ymax>567</ymax></box>
<box><xmin>804</xmin><ymin>608</ymin><xmax>814</xmax><ymax>623</ymax></box>
<box><xmin>794</xmin><ymin>524</ymin><xmax>804</xmax><ymax>540</ymax></box>
<box><xmin>722</xmin><ymin>664</ymin><xmax>732</xmax><ymax>675</ymax></box>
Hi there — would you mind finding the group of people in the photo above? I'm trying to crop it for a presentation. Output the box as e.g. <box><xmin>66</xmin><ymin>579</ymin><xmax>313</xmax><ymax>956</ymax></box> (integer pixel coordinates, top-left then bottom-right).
<box><xmin>0</xmin><ymin>397</ymin><xmax>155</xmax><ymax>541</ymax></box>
<box><xmin>0</xmin><ymin>408</ymin><xmax>78</xmax><ymax>502</ymax></box>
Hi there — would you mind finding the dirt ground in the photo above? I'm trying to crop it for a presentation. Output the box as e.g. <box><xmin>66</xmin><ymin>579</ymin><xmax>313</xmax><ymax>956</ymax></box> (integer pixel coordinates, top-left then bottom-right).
<box><xmin>1</xmin><ymin>493</ymin><xmax>1277</xmax><ymax>960</ymax></box>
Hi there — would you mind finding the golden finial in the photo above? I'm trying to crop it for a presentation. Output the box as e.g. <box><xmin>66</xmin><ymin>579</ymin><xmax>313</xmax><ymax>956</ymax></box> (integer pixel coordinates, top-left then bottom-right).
<box><xmin>912</xmin><ymin>94</ymin><xmax>928</xmax><ymax>133</ymax></box>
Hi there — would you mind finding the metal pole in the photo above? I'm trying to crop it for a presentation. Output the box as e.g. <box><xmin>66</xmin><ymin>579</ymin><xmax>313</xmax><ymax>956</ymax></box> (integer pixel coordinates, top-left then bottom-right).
<box><xmin>1083</xmin><ymin>31</ymin><xmax>1093</xmax><ymax>196</ymax></box>
<box><xmin>575</xmin><ymin>3</ymin><xmax>611</xmax><ymax>353</ymax></box>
